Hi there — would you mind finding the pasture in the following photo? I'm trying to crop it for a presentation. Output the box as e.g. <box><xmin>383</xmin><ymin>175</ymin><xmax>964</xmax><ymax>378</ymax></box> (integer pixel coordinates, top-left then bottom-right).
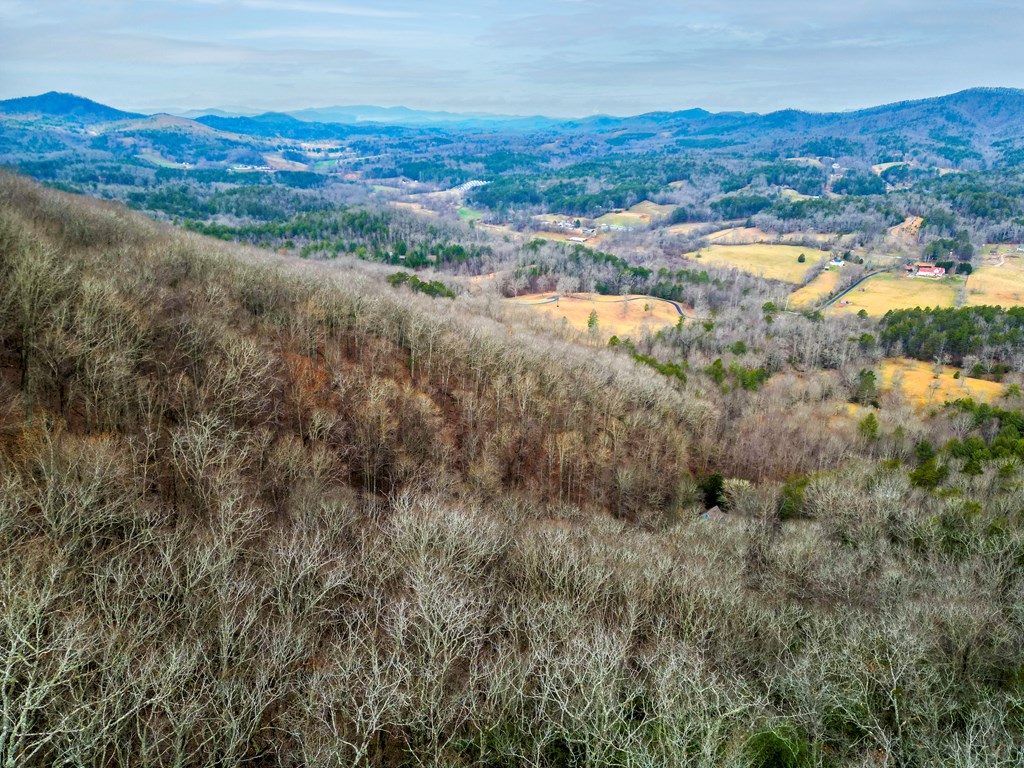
<box><xmin>136</xmin><ymin>152</ymin><xmax>185</xmax><ymax>169</ymax></box>
<box><xmin>685</xmin><ymin>243</ymin><xmax>831</xmax><ymax>284</ymax></box>
<box><xmin>704</xmin><ymin>226</ymin><xmax>839</xmax><ymax>247</ymax></box>
<box><xmin>665</xmin><ymin>222</ymin><xmax>722</xmax><ymax>237</ymax></box>
<box><xmin>880</xmin><ymin>358</ymin><xmax>1004</xmax><ymax>408</ymax></box>
<box><xmin>966</xmin><ymin>257</ymin><xmax>1024</xmax><ymax>307</ymax></box>
<box><xmin>508</xmin><ymin>293</ymin><xmax>683</xmax><ymax>336</ymax></box>
<box><xmin>594</xmin><ymin>201</ymin><xmax>675</xmax><ymax>228</ymax></box>
<box><xmin>789</xmin><ymin>269</ymin><xmax>840</xmax><ymax>308</ymax></box>
<box><xmin>828</xmin><ymin>273</ymin><xmax>957</xmax><ymax>316</ymax></box>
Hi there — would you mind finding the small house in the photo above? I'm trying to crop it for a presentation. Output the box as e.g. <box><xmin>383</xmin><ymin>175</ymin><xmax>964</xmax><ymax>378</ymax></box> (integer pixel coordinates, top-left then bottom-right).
<box><xmin>915</xmin><ymin>264</ymin><xmax>946</xmax><ymax>278</ymax></box>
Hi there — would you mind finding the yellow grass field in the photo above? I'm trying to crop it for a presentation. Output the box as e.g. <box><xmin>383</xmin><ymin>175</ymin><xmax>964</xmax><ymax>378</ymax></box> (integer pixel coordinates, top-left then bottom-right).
<box><xmin>686</xmin><ymin>244</ymin><xmax>831</xmax><ymax>283</ymax></box>
<box><xmin>666</xmin><ymin>222</ymin><xmax>722</xmax><ymax>237</ymax></box>
<box><xmin>705</xmin><ymin>226</ymin><xmax>763</xmax><ymax>244</ymax></box>
<box><xmin>880</xmin><ymin>358</ymin><xmax>1004</xmax><ymax>407</ymax></box>
<box><xmin>262</xmin><ymin>153</ymin><xmax>308</xmax><ymax>171</ymax></box>
<box><xmin>789</xmin><ymin>269</ymin><xmax>840</xmax><ymax>308</ymax></box>
<box><xmin>780</xmin><ymin>188</ymin><xmax>814</xmax><ymax>201</ymax></box>
<box><xmin>966</xmin><ymin>258</ymin><xmax>1024</xmax><ymax>307</ymax></box>
<box><xmin>629</xmin><ymin>201</ymin><xmax>676</xmax><ymax>218</ymax></box>
<box><xmin>594</xmin><ymin>201</ymin><xmax>675</xmax><ymax>228</ymax></box>
<box><xmin>872</xmin><ymin>161</ymin><xmax>910</xmax><ymax>175</ymax></box>
<box><xmin>508</xmin><ymin>293</ymin><xmax>682</xmax><ymax>336</ymax></box>
<box><xmin>828</xmin><ymin>273</ymin><xmax>957</xmax><ymax>316</ymax></box>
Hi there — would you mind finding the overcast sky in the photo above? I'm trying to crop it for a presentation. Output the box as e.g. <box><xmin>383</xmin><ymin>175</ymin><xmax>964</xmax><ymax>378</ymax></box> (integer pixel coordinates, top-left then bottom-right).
<box><xmin>1</xmin><ymin>0</ymin><xmax>1021</xmax><ymax>116</ymax></box>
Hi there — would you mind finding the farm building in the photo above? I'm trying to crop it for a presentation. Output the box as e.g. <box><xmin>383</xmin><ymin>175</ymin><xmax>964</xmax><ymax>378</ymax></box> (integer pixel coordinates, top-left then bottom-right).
<box><xmin>907</xmin><ymin>264</ymin><xmax>946</xmax><ymax>278</ymax></box>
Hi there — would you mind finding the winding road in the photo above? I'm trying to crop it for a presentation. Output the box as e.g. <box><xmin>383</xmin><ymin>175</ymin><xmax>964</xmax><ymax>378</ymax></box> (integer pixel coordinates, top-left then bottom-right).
<box><xmin>515</xmin><ymin>264</ymin><xmax>903</xmax><ymax>324</ymax></box>
<box><xmin>514</xmin><ymin>293</ymin><xmax>697</xmax><ymax>319</ymax></box>
<box><xmin>786</xmin><ymin>266</ymin><xmax>898</xmax><ymax>315</ymax></box>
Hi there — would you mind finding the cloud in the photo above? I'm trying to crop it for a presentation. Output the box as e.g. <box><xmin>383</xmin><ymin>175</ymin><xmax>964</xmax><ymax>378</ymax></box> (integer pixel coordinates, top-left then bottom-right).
<box><xmin>2</xmin><ymin>0</ymin><xmax>1022</xmax><ymax>115</ymax></box>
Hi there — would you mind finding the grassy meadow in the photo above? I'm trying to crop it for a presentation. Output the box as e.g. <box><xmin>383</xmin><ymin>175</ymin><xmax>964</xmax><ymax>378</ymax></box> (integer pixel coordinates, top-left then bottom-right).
<box><xmin>829</xmin><ymin>272</ymin><xmax>958</xmax><ymax>316</ymax></box>
<box><xmin>686</xmin><ymin>243</ymin><xmax>831</xmax><ymax>284</ymax></box>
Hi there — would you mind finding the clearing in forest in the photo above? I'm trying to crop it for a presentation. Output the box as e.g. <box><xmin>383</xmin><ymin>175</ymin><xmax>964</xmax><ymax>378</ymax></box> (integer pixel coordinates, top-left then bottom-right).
<box><xmin>136</xmin><ymin>152</ymin><xmax>186</xmax><ymax>169</ymax></box>
<box><xmin>508</xmin><ymin>293</ymin><xmax>683</xmax><ymax>336</ymax></box>
<box><xmin>685</xmin><ymin>243</ymin><xmax>831</xmax><ymax>284</ymax></box>
<box><xmin>828</xmin><ymin>273</ymin><xmax>957</xmax><ymax>316</ymax></box>
<box><xmin>880</xmin><ymin>358</ymin><xmax>1005</xmax><ymax>407</ymax></box>
<box><xmin>887</xmin><ymin>215</ymin><xmax>923</xmax><ymax>241</ymax></box>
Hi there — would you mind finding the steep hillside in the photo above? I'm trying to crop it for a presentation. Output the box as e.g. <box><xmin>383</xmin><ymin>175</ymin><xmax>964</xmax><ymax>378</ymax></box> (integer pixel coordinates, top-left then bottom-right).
<box><xmin>0</xmin><ymin>174</ymin><xmax>1021</xmax><ymax>766</ymax></box>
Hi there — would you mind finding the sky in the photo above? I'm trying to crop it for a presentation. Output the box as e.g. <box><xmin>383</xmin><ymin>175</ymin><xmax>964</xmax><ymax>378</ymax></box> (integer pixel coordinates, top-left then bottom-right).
<box><xmin>1</xmin><ymin>0</ymin><xmax>1022</xmax><ymax>117</ymax></box>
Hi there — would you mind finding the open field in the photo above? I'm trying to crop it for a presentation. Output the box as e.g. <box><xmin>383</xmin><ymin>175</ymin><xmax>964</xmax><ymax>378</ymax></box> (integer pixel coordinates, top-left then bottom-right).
<box><xmin>629</xmin><ymin>200</ymin><xmax>676</xmax><ymax>218</ymax></box>
<box><xmin>262</xmin><ymin>153</ymin><xmax>308</xmax><ymax>171</ymax></box>
<box><xmin>880</xmin><ymin>358</ymin><xmax>1005</xmax><ymax>407</ymax></box>
<box><xmin>685</xmin><ymin>243</ymin><xmax>831</xmax><ymax>283</ymax></box>
<box><xmin>789</xmin><ymin>268</ymin><xmax>841</xmax><ymax>307</ymax></box>
<box><xmin>508</xmin><ymin>292</ymin><xmax>682</xmax><ymax>336</ymax></box>
<box><xmin>705</xmin><ymin>226</ymin><xmax>840</xmax><ymax>247</ymax></box>
<box><xmin>458</xmin><ymin>206</ymin><xmax>484</xmax><ymax>223</ymax></box>
<box><xmin>665</xmin><ymin>222</ymin><xmax>724</xmax><ymax>237</ymax></box>
<box><xmin>136</xmin><ymin>152</ymin><xmax>186</xmax><ymax>169</ymax></box>
<box><xmin>594</xmin><ymin>200</ymin><xmax>675</xmax><ymax>228</ymax></box>
<box><xmin>982</xmin><ymin>243</ymin><xmax>1024</xmax><ymax>257</ymax></box>
<box><xmin>705</xmin><ymin>226</ymin><xmax>764</xmax><ymax>244</ymax></box>
<box><xmin>785</xmin><ymin>156</ymin><xmax>825</xmax><ymax>167</ymax></box>
<box><xmin>966</xmin><ymin>257</ymin><xmax>1024</xmax><ymax>307</ymax></box>
<box><xmin>828</xmin><ymin>272</ymin><xmax>958</xmax><ymax>316</ymax></box>
<box><xmin>780</xmin><ymin>187</ymin><xmax>815</xmax><ymax>201</ymax></box>
<box><xmin>872</xmin><ymin>161</ymin><xmax>910</xmax><ymax>175</ymax></box>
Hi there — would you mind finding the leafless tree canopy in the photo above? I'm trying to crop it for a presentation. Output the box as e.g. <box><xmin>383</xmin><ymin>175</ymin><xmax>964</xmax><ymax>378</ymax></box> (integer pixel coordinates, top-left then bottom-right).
<box><xmin>0</xmin><ymin>174</ymin><xmax>1021</xmax><ymax>766</ymax></box>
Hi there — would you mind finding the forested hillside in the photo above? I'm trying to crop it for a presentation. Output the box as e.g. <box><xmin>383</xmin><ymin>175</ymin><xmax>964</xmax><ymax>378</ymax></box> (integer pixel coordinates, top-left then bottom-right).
<box><xmin>1</xmin><ymin>174</ymin><xmax>1022</xmax><ymax>766</ymax></box>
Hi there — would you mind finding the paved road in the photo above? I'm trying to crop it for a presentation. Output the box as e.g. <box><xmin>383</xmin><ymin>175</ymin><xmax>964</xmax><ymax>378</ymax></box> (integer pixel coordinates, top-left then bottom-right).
<box><xmin>782</xmin><ymin>265</ymin><xmax>899</xmax><ymax>315</ymax></box>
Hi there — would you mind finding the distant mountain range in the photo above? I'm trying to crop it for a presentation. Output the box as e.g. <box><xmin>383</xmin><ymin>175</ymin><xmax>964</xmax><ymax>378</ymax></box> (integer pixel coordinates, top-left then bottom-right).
<box><xmin>2</xmin><ymin>87</ymin><xmax>1017</xmax><ymax>130</ymax></box>
<box><xmin>2</xmin><ymin>88</ymin><xmax>1024</xmax><ymax>161</ymax></box>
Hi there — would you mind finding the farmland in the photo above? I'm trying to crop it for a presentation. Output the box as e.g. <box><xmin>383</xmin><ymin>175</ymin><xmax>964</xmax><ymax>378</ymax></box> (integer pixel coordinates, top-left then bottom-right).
<box><xmin>966</xmin><ymin>254</ymin><xmax>1024</xmax><ymax>307</ymax></box>
<box><xmin>685</xmin><ymin>243</ymin><xmax>831</xmax><ymax>283</ymax></box>
<box><xmin>593</xmin><ymin>200</ymin><xmax>675</xmax><ymax>228</ymax></box>
<box><xmin>789</xmin><ymin>268</ymin><xmax>841</xmax><ymax>307</ymax></box>
<box><xmin>508</xmin><ymin>292</ymin><xmax>683</xmax><ymax>336</ymax></box>
<box><xmin>828</xmin><ymin>272</ymin><xmax>958</xmax><ymax>316</ymax></box>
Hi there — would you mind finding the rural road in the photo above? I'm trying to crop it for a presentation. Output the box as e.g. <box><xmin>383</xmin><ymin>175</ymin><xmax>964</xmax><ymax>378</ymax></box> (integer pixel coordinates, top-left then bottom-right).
<box><xmin>782</xmin><ymin>265</ymin><xmax>899</xmax><ymax>316</ymax></box>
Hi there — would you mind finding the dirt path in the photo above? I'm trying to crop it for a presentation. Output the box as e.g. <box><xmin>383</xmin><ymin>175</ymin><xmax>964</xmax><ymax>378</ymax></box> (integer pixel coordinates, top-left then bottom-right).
<box><xmin>514</xmin><ymin>293</ymin><xmax>696</xmax><ymax>319</ymax></box>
